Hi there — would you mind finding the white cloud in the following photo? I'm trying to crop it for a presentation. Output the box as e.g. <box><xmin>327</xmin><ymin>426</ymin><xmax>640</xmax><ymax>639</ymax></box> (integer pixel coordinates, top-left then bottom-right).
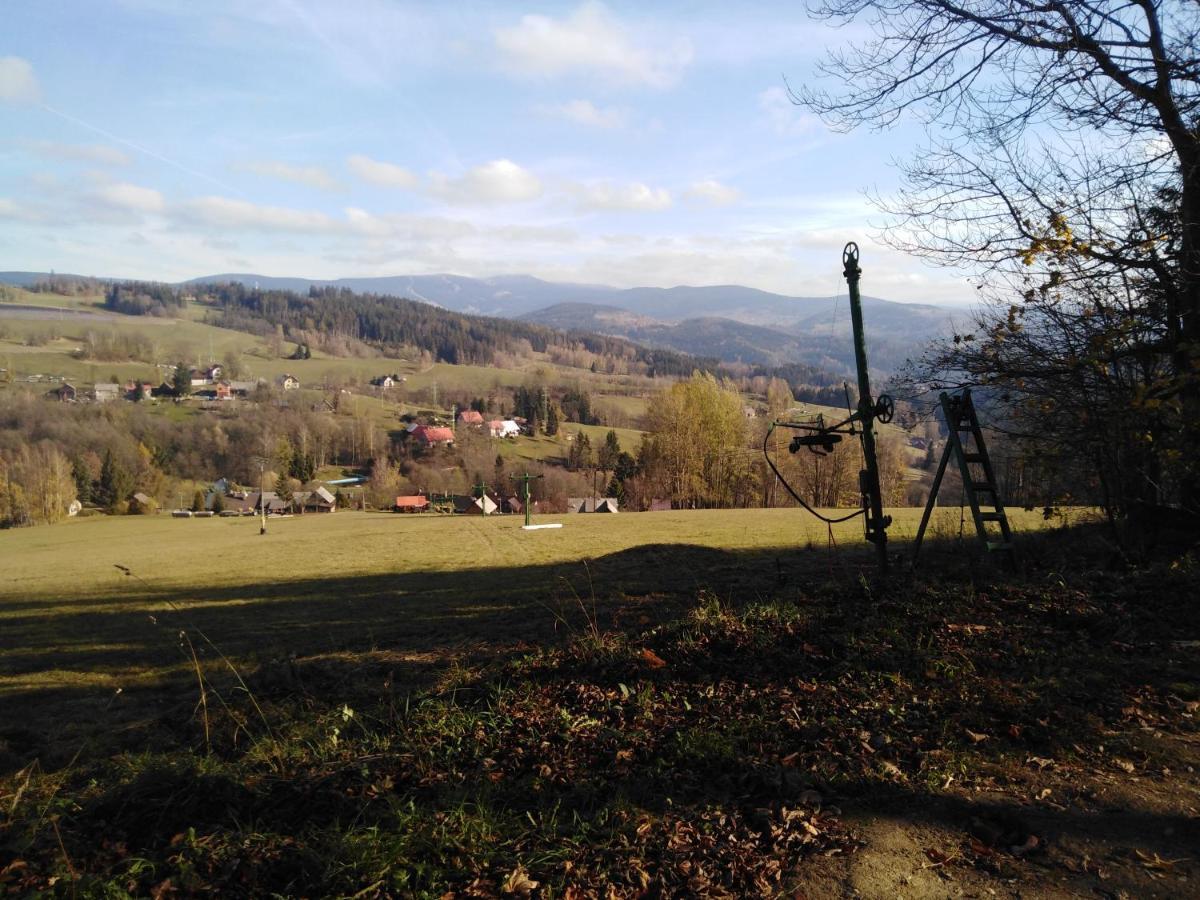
<box><xmin>31</xmin><ymin>141</ymin><xmax>131</xmax><ymax>166</ymax></box>
<box><xmin>0</xmin><ymin>57</ymin><xmax>40</xmax><ymax>104</ymax></box>
<box><xmin>244</xmin><ymin>160</ymin><xmax>340</xmax><ymax>191</ymax></box>
<box><xmin>543</xmin><ymin>99</ymin><xmax>627</xmax><ymax>129</ymax></box>
<box><xmin>347</xmin><ymin>153</ymin><xmax>418</xmax><ymax>189</ymax></box>
<box><xmin>685</xmin><ymin>179</ymin><xmax>741</xmax><ymax>207</ymax></box>
<box><xmin>759</xmin><ymin>86</ymin><xmax>823</xmax><ymax>136</ymax></box>
<box><xmin>429</xmin><ymin>159</ymin><xmax>542</xmax><ymax>205</ymax></box>
<box><xmin>175</xmin><ymin>196</ymin><xmax>336</xmax><ymax>232</ymax></box>
<box><xmin>495</xmin><ymin>2</ymin><xmax>691</xmax><ymax>89</ymax></box>
<box><xmin>573</xmin><ymin>180</ymin><xmax>672</xmax><ymax>211</ymax></box>
<box><xmin>91</xmin><ymin>182</ymin><xmax>166</xmax><ymax>214</ymax></box>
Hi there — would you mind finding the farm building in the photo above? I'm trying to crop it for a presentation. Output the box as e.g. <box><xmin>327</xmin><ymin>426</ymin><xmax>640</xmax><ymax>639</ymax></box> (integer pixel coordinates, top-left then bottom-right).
<box><xmin>277</xmin><ymin>374</ymin><xmax>300</xmax><ymax>391</ymax></box>
<box><xmin>412</xmin><ymin>425</ymin><xmax>455</xmax><ymax>447</ymax></box>
<box><xmin>92</xmin><ymin>383</ymin><xmax>120</xmax><ymax>403</ymax></box>
<box><xmin>293</xmin><ymin>486</ymin><xmax>336</xmax><ymax>513</ymax></box>
<box><xmin>125</xmin><ymin>382</ymin><xmax>154</xmax><ymax>401</ymax></box>
<box><xmin>649</xmin><ymin>498</ymin><xmax>673</xmax><ymax>512</ymax></box>
<box><xmin>370</xmin><ymin>374</ymin><xmax>398</xmax><ymax>389</ymax></box>
<box><xmin>488</xmin><ymin>419</ymin><xmax>521</xmax><ymax>438</ymax></box>
<box><xmin>457</xmin><ymin>410</ymin><xmax>485</xmax><ymax>428</ymax></box>
<box><xmin>394</xmin><ymin>495</ymin><xmax>430</xmax><ymax>513</ymax></box>
<box><xmin>567</xmin><ymin>497</ymin><xmax>620</xmax><ymax>514</ymax></box>
<box><xmin>48</xmin><ymin>382</ymin><xmax>77</xmax><ymax>402</ymax></box>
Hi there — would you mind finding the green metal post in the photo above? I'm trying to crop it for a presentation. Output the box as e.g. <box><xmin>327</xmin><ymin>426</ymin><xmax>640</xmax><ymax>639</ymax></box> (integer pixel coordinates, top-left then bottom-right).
<box><xmin>512</xmin><ymin>472</ymin><xmax>541</xmax><ymax>527</ymax></box>
<box><xmin>843</xmin><ymin>242</ymin><xmax>890</xmax><ymax>571</ymax></box>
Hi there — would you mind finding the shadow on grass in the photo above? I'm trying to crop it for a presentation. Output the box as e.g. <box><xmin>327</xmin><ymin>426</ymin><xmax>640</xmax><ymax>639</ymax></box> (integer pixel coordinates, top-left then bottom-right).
<box><xmin>3</xmin><ymin>523</ymin><xmax>1198</xmax><ymax>896</ymax></box>
<box><xmin>0</xmin><ymin>540</ymin><xmax>877</xmax><ymax>769</ymax></box>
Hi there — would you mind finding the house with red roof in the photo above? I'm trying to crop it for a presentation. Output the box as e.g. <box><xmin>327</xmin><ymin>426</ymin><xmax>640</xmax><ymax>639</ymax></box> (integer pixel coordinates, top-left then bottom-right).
<box><xmin>457</xmin><ymin>409</ymin><xmax>485</xmax><ymax>428</ymax></box>
<box><xmin>412</xmin><ymin>425</ymin><xmax>455</xmax><ymax>447</ymax></box>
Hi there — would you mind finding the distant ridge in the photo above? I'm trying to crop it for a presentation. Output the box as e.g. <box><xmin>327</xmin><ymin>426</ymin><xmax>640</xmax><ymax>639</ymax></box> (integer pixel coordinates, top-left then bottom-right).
<box><xmin>2</xmin><ymin>269</ymin><xmax>962</xmax><ymax>374</ymax></box>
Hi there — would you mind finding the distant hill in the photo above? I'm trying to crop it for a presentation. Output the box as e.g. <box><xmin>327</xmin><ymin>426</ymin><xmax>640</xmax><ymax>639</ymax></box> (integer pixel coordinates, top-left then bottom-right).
<box><xmin>519</xmin><ymin>301</ymin><xmax>959</xmax><ymax>376</ymax></box>
<box><xmin>3</xmin><ymin>269</ymin><xmax>963</xmax><ymax>374</ymax></box>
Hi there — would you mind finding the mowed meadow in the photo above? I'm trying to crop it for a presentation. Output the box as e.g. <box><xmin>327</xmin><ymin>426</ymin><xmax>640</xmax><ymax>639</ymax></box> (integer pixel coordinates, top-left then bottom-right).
<box><xmin>0</xmin><ymin>506</ymin><xmax>1072</xmax><ymax>769</ymax></box>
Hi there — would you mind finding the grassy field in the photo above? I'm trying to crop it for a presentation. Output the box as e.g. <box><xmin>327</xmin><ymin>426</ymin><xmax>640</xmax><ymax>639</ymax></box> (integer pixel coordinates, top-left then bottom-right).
<box><xmin>2</xmin><ymin>507</ymin><xmax>1196</xmax><ymax>898</ymax></box>
<box><xmin>0</xmin><ymin>506</ymin><xmax>1072</xmax><ymax>764</ymax></box>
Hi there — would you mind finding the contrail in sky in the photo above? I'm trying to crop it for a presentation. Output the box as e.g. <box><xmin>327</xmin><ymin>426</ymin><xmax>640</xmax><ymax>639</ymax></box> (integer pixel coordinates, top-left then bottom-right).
<box><xmin>39</xmin><ymin>102</ymin><xmax>243</xmax><ymax>197</ymax></box>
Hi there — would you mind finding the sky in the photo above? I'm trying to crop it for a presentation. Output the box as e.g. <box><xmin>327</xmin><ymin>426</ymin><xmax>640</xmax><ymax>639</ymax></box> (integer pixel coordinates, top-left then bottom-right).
<box><xmin>1</xmin><ymin>1</ymin><xmax>974</xmax><ymax>304</ymax></box>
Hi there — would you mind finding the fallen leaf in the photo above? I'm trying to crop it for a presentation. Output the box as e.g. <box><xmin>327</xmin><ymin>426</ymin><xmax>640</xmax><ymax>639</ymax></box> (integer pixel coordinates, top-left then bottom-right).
<box><xmin>640</xmin><ymin>648</ymin><xmax>667</xmax><ymax>669</ymax></box>
<box><xmin>616</xmin><ymin>748</ymin><xmax>635</xmax><ymax>763</ymax></box>
<box><xmin>965</xmin><ymin>728</ymin><xmax>989</xmax><ymax>744</ymax></box>
<box><xmin>502</xmin><ymin>865</ymin><xmax>540</xmax><ymax>896</ymax></box>
<box><xmin>1113</xmin><ymin>758</ymin><xmax>1136</xmax><ymax>774</ymax></box>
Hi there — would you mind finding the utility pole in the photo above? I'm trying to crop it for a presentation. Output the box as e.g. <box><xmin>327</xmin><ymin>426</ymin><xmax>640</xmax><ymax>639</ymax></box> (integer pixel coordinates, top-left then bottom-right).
<box><xmin>842</xmin><ymin>242</ymin><xmax>890</xmax><ymax>571</ymax></box>
<box><xmin>252</xmin><ymin>455</ymin><xmax>268</xmax><ymax>535</ymax></box>
<box><xmin>512</xmin><ymin>471</ymin><xmax>542</xmax><ymax>527</ymax></box>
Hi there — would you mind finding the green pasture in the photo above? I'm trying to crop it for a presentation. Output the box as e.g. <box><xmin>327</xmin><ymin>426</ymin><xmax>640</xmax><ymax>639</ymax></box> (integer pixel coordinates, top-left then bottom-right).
<box><xmin>0</xmin><ymin>505</ymin><xmax>1079</xmax><ymax>766</ymax></box>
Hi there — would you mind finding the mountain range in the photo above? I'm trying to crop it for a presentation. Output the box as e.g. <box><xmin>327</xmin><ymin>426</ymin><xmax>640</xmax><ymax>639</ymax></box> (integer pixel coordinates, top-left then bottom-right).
<box><xmin>1</xmin><ymin>270</ymin><xmax>970</xmax><ymax>375</ymax></box>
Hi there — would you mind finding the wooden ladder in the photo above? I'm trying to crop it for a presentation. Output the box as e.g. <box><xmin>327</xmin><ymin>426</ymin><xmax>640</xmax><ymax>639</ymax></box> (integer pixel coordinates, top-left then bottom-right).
<box><xmin>913</xmin><ymin>389</ymin><xmax>1014</xmax><ymax>566</ymax></box>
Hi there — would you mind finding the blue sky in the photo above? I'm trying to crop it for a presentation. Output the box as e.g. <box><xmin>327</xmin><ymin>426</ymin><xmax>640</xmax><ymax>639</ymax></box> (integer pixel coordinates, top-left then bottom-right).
<box><xmin>1</xmin><ymin>1</ymin><xmax>971</xmax><ymax>303</ymax></box>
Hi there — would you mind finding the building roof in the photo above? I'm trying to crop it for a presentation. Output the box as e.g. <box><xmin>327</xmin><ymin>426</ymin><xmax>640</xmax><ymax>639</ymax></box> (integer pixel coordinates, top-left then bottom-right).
<box><xmin>414</xmin><ymin>425</ymin><xmax>455</xmax><ymax>444</ymax></box>
<box><xmin>568</xmin><ymin>497</ymin><xmax>620</xmax><ymax>513</ymax></box>
<box><xmin>394</xmin><ymin>495</ymin><xmax>430</xmax><ymax>508</ymax></box>
<box><xmin>457</xmin><ymin>410</ymin><xmax>484</xmax><ymax>424</ymax></box>
<box><xmin>132</xmin><ymin>492</ymin><xmax>153</xmax><ymax>505</ymax></box>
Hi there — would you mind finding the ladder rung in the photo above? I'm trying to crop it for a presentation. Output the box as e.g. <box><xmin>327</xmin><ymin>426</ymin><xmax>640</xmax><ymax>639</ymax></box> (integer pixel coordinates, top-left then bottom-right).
<box><xmin>979</xmin><ymin>512</ymin><xmax>1006</xmax><ymax>522</ymax></box>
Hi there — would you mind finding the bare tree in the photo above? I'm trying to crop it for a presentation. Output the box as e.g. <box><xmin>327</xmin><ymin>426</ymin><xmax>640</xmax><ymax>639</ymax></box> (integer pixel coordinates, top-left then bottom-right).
<box><xmin>801</xmin><ymin>0</ymin><xmax>1200</xmax><ymax>512</ymax></box>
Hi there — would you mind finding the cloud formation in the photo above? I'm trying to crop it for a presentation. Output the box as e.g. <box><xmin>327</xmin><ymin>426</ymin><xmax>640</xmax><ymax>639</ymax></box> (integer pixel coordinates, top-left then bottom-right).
<box><xmin>495</xmin><ymin>2</ymin><xmax>691</xmax><ymax>89</ymax></box>
<box><xmin>685</xmin><ymin>179</ymin><xmax>741</xmax><ymax>207</ymax></box>
<box><xmin>573</xmin><ymin>180</ymin><xmax>671</xmax><ymax>211</ymax></box>
<box><xmin>347</xmin><ymin>153</ymin><xmax>418</xmax><ymax>189</ymax></box>
<box><xmin>244</xmin><ymin>160</ymin><xmax>340</xmax><ymax>191</ymax></box>
<box><xmin>31</xmin><ymin>141</ymin><xmax>131</xmax><ymax>166</ymax></box>
<box><xmin>0</xmin><ymin>56</ymin><xmax>40</xmax><ymax>104</ymax></box>
<box><xmin>90</xmin><ymin>182</ymin><xmax>166</xmax><ymax>214</ymax></box>
<box><xmin>429</xmin><ymin>159</ymin><xmax>542</xmax><ymax>205</ymax></box>
<box><xmin>544</xmin><ymin>99</ymin><xmax>627</xmax><ymax>129</ymax></box>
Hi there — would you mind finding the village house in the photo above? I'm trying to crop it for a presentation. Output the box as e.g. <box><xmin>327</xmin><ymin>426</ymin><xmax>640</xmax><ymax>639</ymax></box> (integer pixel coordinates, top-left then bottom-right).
<box><xmin>568</xmin><ymin>497</ymin><xmax>620</xmax><ymax>514</ymax></box>
<box><xmin>292</xmin><ymin>485</ymin><xmax>336</xmax><ymax>513</ymax></box>
<box><xmin>92</xmin><ymin>382</ymin><xmax>120</xmax><ymax>403</ymax></box>
<box><xmin>48</xmin><ymin>382</ymin><xmax>77</xmax><ymax>402</ymax></box>
<box><xmin>187</xmin><ymin>364</ymin><xmax>223</xmax><ymax>387</ymax></box>
<box><xmin>451</xmin><ymin>493</ymin><xmax>498</xmax><ymax>515</ymax></box>
<box><xmin>229</xmin><ymin>380</ymin><xmax>260</xmax><ymax>398</ymax></box>
<box><xmin>277</xmin><ymin>374</ymin><xmax>300</xmax><ymax>391</ymax></box>
<box><xmin>488</xmin><ymin>419</ymin><xmax>521</xmax><ymax>438</ymax></box>
<box><xmin>457</xmin><ymin>409</ymin><xmax>485</xmax><ymax>428</ymax></box>
<box><xmin>370</xmin><ymin>374</ymin><xmax>400</xmax><ymax>389</ymax></box>
<box><xmin>125</xmin><ymin>381</ymin><xmax>154</xmax><ymax>401</ymax></box>
<box><xmin>411</xmin><ymin>425</ymin><xmax>455</xmax><ymax>447</ymax></box>
<box><xmin>214</xmin><ymin>381</ymin><xmax>233</xmax><ymax>400</ymax></box>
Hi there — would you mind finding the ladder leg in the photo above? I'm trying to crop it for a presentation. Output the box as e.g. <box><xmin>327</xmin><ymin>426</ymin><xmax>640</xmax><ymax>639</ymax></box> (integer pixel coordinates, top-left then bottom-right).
<box><xmin>913</xmin><ymin>440</ymin><xmax>954</xmax><ymax>565</ymax></box>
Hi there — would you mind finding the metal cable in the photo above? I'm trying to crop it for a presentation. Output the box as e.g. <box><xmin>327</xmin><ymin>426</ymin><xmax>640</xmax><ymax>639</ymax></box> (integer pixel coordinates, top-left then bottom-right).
<box><xmin>761</xmin><ymin>423</ymin><xmax>865</xmax><ymax>525</ymax></box>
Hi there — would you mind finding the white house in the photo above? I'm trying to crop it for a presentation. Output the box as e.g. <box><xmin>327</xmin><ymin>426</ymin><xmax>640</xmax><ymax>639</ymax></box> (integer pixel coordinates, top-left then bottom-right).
<box><xmin>489</xmin><ymin>419</ymin><xmax>521</xmax><ymax>438</ymax></box>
